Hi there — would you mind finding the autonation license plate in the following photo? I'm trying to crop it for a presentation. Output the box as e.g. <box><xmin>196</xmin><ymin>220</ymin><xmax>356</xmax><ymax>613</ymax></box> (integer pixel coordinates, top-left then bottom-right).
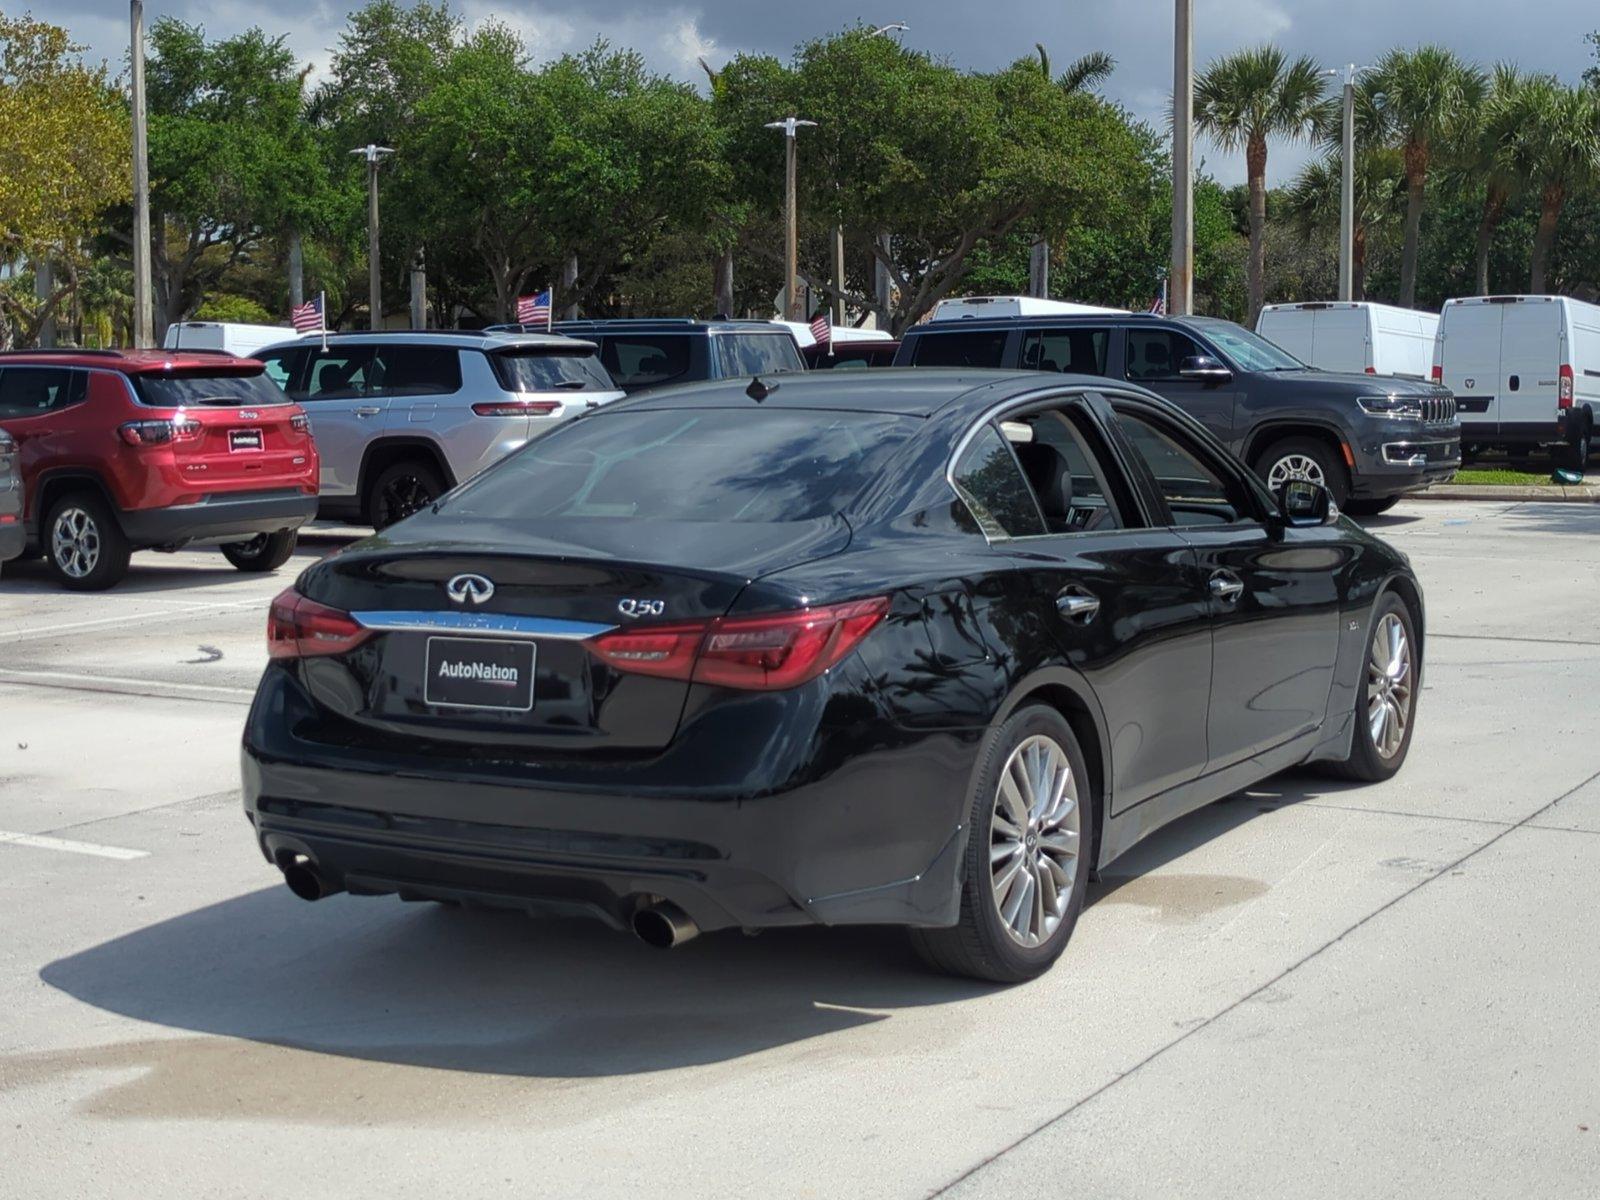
<box><xmin>230</xmin><ymin>428</ymin><xmax>264</xmax><ymax>452</ymax></box>
<box><xmin>424</xmin><ymin>637</ymin><xmax>535</xmax><ymax>711</ymax></box>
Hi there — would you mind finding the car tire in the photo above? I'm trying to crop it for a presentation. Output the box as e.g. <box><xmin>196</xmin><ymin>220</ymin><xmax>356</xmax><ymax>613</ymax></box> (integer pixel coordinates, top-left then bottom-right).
<box><xmin>1254</xmin><ymin>437</ymin><xmax>1350</xmax><ymax>509</ymax></box>
<box><xmin>367</xmin><ymin>459</ymin><xmax>445</xmax><ymax>531</ymax></box>
<box><xmin>1324</xmin><ymin>592</ymin><xmax>1418</xmax><ymax>783</ymax></box>
<box><xmin>221</xmin><ymin>530</ymin><xmax>298</xmax><ymax>572</ymax></box>
<box><xmin>44</xmin><ymin>492</ymin><xmax>131</xmax><ymax>591</ymax></box>
<box><xmin>1560</xmin><ymin>412</ymin><xmax>1593</xmax><ymax>471</ymax></box>
<box><xmin>1342</xmin><ymin>496</ymin><xmax>1400</xmax><ymax>517</ymax></box>
<box><xmin>909</xmin><ymin>705</ymin><xmax>1095</xmax><ymax>984</ymax></box>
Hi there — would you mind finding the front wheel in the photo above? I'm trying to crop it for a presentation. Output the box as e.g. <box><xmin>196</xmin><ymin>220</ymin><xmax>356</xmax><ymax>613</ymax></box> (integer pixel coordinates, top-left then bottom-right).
<box><xmin>909</xmin><ymin>705</ymin><xmax>1095</xmax><ymax>983</ymax></box>
<box><xmin>1254</xmin><ymin>437</ymin><xmax>1350</xmax><ymax>509</ymax></box>
<box><xmin>1325</xmin><ymin>592</ymin><xmax>1418</xmax><ymax>783</ymax></box>
<box><xmin>221</xmin><ymin>530</ymin><xmax>298</xmax><ymax>572</ymax></box>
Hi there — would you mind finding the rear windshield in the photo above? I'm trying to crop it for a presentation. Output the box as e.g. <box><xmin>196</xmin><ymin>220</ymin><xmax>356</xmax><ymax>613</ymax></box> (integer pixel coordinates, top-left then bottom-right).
<box><xmin>490</xmin><ymin>349</ymin><xmax>615</xmax><ymax>393</ymax></box>
<box><xmin>599</xmin><ymin>336</ymin><xmax>693</xmax><ymax>390</ymax></box>
<box><xmin>910</xmin><ymin>330</ymin><xmax>1009</xmax><ymax>368</ymax></box>
<box><xmin>440</xmin><ymin>408</ymin><xmax>915</xmax><ymax>524</ymax></box>
<box><xmin>131</xmin><ymin>372</ymin><xmax>292</xmax><ymax>408</ymax></box>
<box><xmin>712</xmin><ymin>333</ymin><xmax>805</xmax><ymax>378</ymax></box>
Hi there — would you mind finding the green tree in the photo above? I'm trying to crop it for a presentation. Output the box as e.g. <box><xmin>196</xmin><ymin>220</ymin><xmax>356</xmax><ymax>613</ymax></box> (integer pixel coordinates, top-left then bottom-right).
<box><xmin>1455</xmin><ymin>65</ymin><xmax>1534</xmax><ymax>294</ymax></box>
<box><xmin>1492</xmin><ymin>76</ymin><xmax>1600</xmax><ymax>291</ymax></box>
<box><xmin>1194</xmin><ymin>44</ymin><xmax>1330</xmax><ymax>324</ymax></box>
<box><xmin>1283</xmin><ymin>145</ymin><xmax>1403</xmax><ymax>300</ymax></box>
<box><xmin>1365</xmin><ymin>46</ymin><xmax>1486</xmax><ymax>307</ymax></box>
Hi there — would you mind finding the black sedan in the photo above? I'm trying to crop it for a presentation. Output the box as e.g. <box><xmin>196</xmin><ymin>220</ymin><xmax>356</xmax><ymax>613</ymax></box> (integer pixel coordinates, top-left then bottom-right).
<box><xmin>242</xmin><ymin>370</ymin><xmax>1422</xmax><ymax>982</ymax></box>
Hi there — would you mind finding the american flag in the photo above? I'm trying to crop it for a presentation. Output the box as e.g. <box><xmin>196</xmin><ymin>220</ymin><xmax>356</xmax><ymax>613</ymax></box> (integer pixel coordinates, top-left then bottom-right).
<box><xmin>809</xmin><ymin>311</ymin><xmax>831</xmax><ymax>346</ymax></box>
<box><xmin>1148</xmin><ymin>294</ymin><xmax>1166</xmax><ymax>316</ymax></box>
<box><xmin>291</xmin><ymin>293</ymin><xmax>324</xmax><ymax>333</ymax></box>
<box><xmin>517</xmin><ymin>289</ymin><xmax>552</xmax><ymax>328</ymax></box>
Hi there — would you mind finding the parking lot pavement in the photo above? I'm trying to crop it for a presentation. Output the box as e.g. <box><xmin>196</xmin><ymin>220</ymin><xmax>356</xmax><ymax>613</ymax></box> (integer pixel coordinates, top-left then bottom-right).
<box><xmin>1</xmin><ymin>502</ymin><xmax>1596</xmax><ymax>1199</ymax></box>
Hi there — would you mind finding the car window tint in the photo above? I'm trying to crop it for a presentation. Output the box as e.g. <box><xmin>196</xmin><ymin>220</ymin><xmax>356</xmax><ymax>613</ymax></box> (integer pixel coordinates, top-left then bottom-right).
<box><xmin>0</xmin><ymin>367</ymin><xmax>87</xmax><ymax>417</ymax></box>
<box><xmin>911</xmin><ymin>331</ymin><xmax>1008</xmax><ymax>368</ymax></box>
<box><xmin>1115</xmin><ymin>412</ymin><xmax>1254</xmax><ymax>527</ymax></box>
<box><xmin>440</xmin><ymin>409</ymin><xmax>915</xmax><ymax>524</ymax></box>
<box><xmin>1190</xmin><ymin>319</ymin><xmax>1304</xmax><ymax>370</ymax></box>
<box><xmin>1125</xmin><ymin>328</ymin><xmax>1203</xmax><ymax>381</ymax></box>
<box><xmin>950</xmin><ymin>424</ymin><xmax>1046</xmax><ymax>540</ymax></box>
<box><xmin>369</xmin><ymin>345</ymin><xmax>462</xmax><ymax>396</ymax></box>
<box><xmin>600</xmin><ymin>337</ymin><xmax>691</xmax><ymax>389</ymax></box>
<box><xmin>303</xmin><ymin>348</ymin><xmax>375</xmax><ymax>399</ymax></box>
<box><xmin>258</xmin><ymin>347</ymin><xmax>308</xmax><ymax>395</ymax></box>
<box><xmin>1021</xmin><ymin>329</ymin><xmax>1110</xmax><ymax>376</ymax></box>
<box><xmin>1009</xmin><ymin>410</ymin><xmax>1123</xmax><ymax>533</ymax></box>
<box><xmin>131</xmin><ymin>371</ymin><xmax>293</xmax><ymax>408</ymax></box>
<box><xmin>714</xmin><ymin>334</ymin><xmax>804</xmax><ymax>378</ymax></box>
<box><xmin>491</xmin><ymin>349</ymin><xmax>614</xmax><ymax>392</ymax></box>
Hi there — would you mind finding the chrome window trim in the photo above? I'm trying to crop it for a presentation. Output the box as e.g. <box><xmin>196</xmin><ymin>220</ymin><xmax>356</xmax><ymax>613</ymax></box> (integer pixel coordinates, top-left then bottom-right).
<box><xmin>350</xmin><ymin>611</ymin><xmax>616</xmax><ymax>641</ymax></box>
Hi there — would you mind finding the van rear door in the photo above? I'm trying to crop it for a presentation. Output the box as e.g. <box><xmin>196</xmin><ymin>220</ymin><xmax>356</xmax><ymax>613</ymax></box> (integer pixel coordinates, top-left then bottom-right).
<box><xmin>1441</xmin><ymin>303</ymin><xmax>1504</xmax><ymax>434</ymax></box>
<box><xmin>1497</xmin><ymin>300</ymin><xmax>1563</xmax><ymax>433</ymax></box>
<box><xmin>1310</xmin><ymin>307</ymin><xmax>1370</xmax><ymax>374</ymax></box>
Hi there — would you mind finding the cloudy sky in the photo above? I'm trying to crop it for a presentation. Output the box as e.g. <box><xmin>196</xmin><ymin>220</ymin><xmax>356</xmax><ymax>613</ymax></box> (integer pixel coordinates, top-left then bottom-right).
<box><xmin>67</xmin><ymin>0</ymin><xmax>1600</xmax><ymax>184</ymax></box>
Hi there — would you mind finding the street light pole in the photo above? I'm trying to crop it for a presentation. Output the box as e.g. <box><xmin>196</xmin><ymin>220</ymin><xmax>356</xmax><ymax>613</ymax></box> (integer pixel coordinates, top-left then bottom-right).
<box><xmin>1170</xmin><ymin>0</ymin><xmax>1194</xmax><ymax>316</ymax></box>
<box><xmin>350</xmin><ymin>144</ymin><xmax>394</xmax><ymax>330</ymax></box>
<box><xmin>1339</xmin><ymin>64</ymin><xmax>1358</xmax><ymax>301</ymax></box>
<box><xmin>129</xmin><ymin>0</ymin><xmax>153</xmax><ymax>346</ymax></box>
<box><xmin>765</xmin><ymin>117</ymin><xmax>816</xmax><ymax>321</ymax></box>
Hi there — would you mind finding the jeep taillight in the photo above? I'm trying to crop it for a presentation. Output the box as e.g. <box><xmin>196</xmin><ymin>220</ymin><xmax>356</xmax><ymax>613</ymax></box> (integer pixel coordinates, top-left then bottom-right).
<box><xmin>1559</xmin><ymin>364</ymin><xmax>1574</xmax><ymax>408</ymax></box>
<box><xmin>291</xmin><ymin>413</ymin><xmax>311</xmax><ymax>433</ymax></box>
<box><xmin>118</xmin><ymin>418</ymin><xmax>200</xmax><ymax>446</ymax></box>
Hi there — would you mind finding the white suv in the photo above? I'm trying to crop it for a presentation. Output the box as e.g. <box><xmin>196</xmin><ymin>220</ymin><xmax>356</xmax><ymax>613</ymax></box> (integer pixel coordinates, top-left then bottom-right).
<box><xmin>256</xmin><ymin>331</ymin><xmax>623</xmax><ymax>528</ymax></box>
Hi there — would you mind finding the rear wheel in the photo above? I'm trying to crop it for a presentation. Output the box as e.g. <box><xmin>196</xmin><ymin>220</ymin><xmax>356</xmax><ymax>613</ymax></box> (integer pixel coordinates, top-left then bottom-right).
<box><xmin>1254</xmin><ymin>436</ymin><xmax>1350</xmax><ymax>509</ymax></box>
<box><xmin>1342</xmin><ymin>496</ymin><xmax>1401</xmax><ymax>517</ymax></box>
<box><xmin>367</xmin><ymin>459</ymin><xmax>444</xmax><ymax>530</ymax></box>
<box><xmin>1560</xmin><ymin>411</ymin><xmax>1593</xmax><ymax>470</ymax></box>
<box><xmin>45</xmin><ymin>492</ymin><xmax>131</xmax><ymax>591</ymax></box>
<box><xmin>221</xmin><ymin>529</ymin><xmax>298</xmax><ymax>572</ymax></box>
<box><xmin>909</xmin><ymin>705</ymin><xmax>1094</xmax><ymax>983</ymax></box>
<box><xmin>1325</xmin><ymin>592</ymin><xmax>1417</xmax><ymax>783</ymax></box>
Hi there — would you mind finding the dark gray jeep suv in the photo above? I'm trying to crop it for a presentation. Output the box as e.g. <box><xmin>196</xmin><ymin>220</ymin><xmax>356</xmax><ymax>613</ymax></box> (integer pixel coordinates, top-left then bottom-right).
<box><xmin>895</xmin><ymin>312</ymin><xmax>1460</xmax><ymax>514</ymax></box>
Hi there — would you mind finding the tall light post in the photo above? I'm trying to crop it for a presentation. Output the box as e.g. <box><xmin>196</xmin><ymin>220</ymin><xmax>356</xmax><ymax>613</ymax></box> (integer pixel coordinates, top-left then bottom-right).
<box><xmin>1170</xmin><ymin>0</ymin><xmax>1194</xmax><ymax>316</ymax></box>
<box><xmin>350</xmin><ymin>144</ymin><xmax>394</xmax><ymax>329</ymax></box>
<box><xmin>129</xmin><ymin>0</ymin><xmax>153</xmax><ymax>346</ymax></box>
<box><xmin>1338</xmin><ymin>64</ymin><xmax>1363</xmax><ymax>302</ymax></box>
<box><xmin>765</xmin><ymin>117</ymin><xmax>816</xmax><ymax>321</ymax></box>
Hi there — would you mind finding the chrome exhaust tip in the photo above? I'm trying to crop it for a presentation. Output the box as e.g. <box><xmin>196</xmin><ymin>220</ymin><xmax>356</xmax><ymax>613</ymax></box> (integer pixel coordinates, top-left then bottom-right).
<box><xmin>281</xmin><ymin>855</ymin><xmax>341</xmax><ymax>902</ymax></box>
<box><xmin>632</xmin><ymin>901</ymin><xmax>699</xmax><ymax>949</ymax></box>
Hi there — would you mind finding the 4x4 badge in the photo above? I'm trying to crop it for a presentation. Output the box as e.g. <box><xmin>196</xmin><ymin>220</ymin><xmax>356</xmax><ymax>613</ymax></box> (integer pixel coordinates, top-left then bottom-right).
<box><xmin>445</xmin><ymin>573</ymin><xmax>495</xmax><ymax>606</ymax></box>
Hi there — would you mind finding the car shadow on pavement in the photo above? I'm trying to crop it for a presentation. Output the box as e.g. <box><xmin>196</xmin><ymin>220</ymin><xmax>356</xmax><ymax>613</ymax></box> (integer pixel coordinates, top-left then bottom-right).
<box><xmin>0</xmin><ymin>546</ymin><xmax>353</xmax><ymax>596</ymax></box>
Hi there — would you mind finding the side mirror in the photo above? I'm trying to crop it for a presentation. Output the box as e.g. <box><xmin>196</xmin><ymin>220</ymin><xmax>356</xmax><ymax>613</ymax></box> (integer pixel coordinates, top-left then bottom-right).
<box><xmin>1178</xmin><ymin>355</ymin><xmax>1232</xmax><ymax>382</ymax></box>
<box><xmin>1275</xmin><ymin>479</ymin><xmax>1338</xmax><ymax>527</ymax></box>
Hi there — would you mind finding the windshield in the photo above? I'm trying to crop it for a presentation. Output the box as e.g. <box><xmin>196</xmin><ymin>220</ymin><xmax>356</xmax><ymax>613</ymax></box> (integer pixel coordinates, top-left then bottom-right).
<box><xmin>131</xmin><ymin>372</ymin><xmax>292</xmax><ymax>407</ymax></box>
<box><xmin>491</xmin><ymin>349</ymin><xmax>615</xmax><ymax>393</ymax></box>
<box><xmin>1188</xmin><ymin>319</ymin><xmax>1306</xmax><ymax>372</ymax></box>
<box><xmin>440</xmin><ymin>408</ymin><xmax>915</xmax><ymax>524</ymax></box>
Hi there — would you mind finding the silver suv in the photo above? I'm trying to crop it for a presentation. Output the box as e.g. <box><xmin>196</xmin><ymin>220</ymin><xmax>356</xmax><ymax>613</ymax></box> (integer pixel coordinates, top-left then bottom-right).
<box><xmin>256</xmin><ymin>331</ymin><xmax>623</xmax><ymax>528</ymax></box>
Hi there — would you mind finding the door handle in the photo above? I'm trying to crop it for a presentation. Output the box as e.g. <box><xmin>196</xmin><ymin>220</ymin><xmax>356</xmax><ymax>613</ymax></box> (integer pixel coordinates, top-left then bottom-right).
<box><xmin>1055</xmin><ymin>589</ymin><xmax>1100</xmax><ymax>623</ymax></box>
<box><xmin>1209</xmin><ymin>572</ymin><xmax>1245</xmax><ymax>602</ymax></box>
<box><xmin>354</xmin><ymin>406</ymin><xmax>382</xmax><ymax>417</ymax></box>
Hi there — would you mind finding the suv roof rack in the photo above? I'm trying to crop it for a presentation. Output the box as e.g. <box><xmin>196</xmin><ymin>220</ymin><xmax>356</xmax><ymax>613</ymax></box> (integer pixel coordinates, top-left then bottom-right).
<box><xmin>0</xmin><ymin>347</ymin><xmax>127</xmax><ymax>358</ymax></box>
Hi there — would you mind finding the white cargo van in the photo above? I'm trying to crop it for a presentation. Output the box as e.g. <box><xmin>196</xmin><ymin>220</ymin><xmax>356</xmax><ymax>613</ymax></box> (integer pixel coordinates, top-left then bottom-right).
<box><xmin>1433</xmin><ymin>295</ymin><xmax>1600</xmax><ymax>464</ymax></box>
<box><xmin>930</xmin><ymin>296</ymin><xmax>1125</xmax><ymax>321</ymax></box>
<box><xmin>1256</xmin><ymin>301</ymin><xmax>1439</xmax><ymax>379</ymax></box>
<box><xmin>163</xmin><ymin>321</ymin><xmax>298</xmax><ymax>358</ymax></box>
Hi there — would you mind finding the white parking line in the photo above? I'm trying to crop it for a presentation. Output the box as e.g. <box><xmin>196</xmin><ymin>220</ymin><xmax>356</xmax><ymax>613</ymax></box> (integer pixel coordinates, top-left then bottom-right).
<box><xmin>0</xmin><ymin>830</ymin><xmax>148</xmax><ymax>860</ymax></box>
<box><xmin>0</xmin><ymin>598</ymin><xmax>265</xmax><ymax>643</ymax></box>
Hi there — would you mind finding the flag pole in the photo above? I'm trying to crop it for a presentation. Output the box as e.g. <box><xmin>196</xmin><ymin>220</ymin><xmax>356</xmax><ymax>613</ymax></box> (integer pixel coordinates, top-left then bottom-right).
<box><xmin>547</xmin><ymin>286</ymin><xmax>553</xmax><ymax>332</ymax></box>
<box><xmin>320</xmin><ymin>291</ymin><xmax>328</xmax><ymax>352</ymax></box>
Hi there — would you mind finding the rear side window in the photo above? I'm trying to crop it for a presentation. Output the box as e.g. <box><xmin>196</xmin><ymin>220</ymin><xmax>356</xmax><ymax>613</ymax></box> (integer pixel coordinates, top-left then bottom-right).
<box><xmin>369</xmin><ymin>345</ymin><xmax>462</xmax><ymax>396</ymax></box>
<box><xmin>490</xmin><ymin>349</ymin><xmax>614</xmax><ymax>393</ymax></box>
<box><xmin>440</xmin><ymin>408</ymin><xmax>914</xmax><ymax>524</ymax></box>
<box><xmin>911</xmin><ymin>331</ymin><xmax>1009</xmax><ymax>368</ymax></box>
<box><xmin>600</xmin><ymin>336</ymin><xmax>692</xmax><ymax>390</ymax></box>
<box><xmin>0</xmin><ymin>368</ymin><xmax>88</xmax><ymax>417</ymax></box>
<box><xmin>1021</xmin><ymin>328</ymin><xmax>1110</xmax><ymax>376</ymax></box>
<box><xmin>950</xmin><ymin>424</ymin><xmax>1045</xmax><ymax>539</ymax></box>
<box><xmin>130</xmin><ymin>371</ymin><xmax>291</xmax><ymax>408</ymax></box>
<box><xmin>713</xmin><ymin>333</ymin><xmax>804</xmax><ymax>378</ymax></box>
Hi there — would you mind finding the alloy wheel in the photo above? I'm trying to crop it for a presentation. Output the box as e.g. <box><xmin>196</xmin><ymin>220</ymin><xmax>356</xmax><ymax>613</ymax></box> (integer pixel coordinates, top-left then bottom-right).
<box><xmin>990</xmin><ymin>734</ymin><xmax>1081</xmax><ymax>948</ymax></box>
<box><xmin>1367</xmin><ymin>612</ymin><xmax>1413</xmax><ymax>760</ymax></box>
<box><xmin>378</xmin><ymin>474</ymin><xmax>435</xmax><ymax>526</ymax></box>
<box><xmin>1266</xmin><ymin>453</ymin><xmax>1327</xmax><ymax>490</ymax></box>
<box><xmin>51</xmin><ymin>507</ymin><xmax>101</xmax><ymax>579</ymax></box>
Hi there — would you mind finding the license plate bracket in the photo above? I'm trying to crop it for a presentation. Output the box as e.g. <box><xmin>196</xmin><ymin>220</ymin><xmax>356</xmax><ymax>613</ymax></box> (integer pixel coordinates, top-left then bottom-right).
<box><xmin>424</xmin><ymin>637</ymin><xmax>536</xmax><ymax>711</ymax></box>
<box><xmin>230</xmin><ymin>428</ymin><xmax>264</xmax><ymax>452</ymax></box>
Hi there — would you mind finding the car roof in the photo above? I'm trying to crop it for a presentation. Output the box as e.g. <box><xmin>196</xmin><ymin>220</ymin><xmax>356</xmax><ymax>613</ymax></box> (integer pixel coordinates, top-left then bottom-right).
<box><xmin>254</xmin><ymin>330</ymin><xmax>596</xmax><ymax>355</ymax></box>
<box><xmin>613</xmin><ymin>367</ymin><xmax>1110</xmax><ymax>417</ymax></box>
<box><xmin>902</xmin><ymin>312</ymin><xmax>1198</xmax><ymax>334</ymax></box>
<box><xmin>544</xmin><ymin>319</ymin><xmax>800</xmax><ymax>336</ymax></box>
<box><xmin>0</xmin><ymin>348</ymin><xmax>262</xmax><ymax>374</ymax></box>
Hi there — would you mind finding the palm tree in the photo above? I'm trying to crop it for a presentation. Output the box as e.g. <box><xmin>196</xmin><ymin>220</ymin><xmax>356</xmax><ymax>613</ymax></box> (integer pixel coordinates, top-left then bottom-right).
<box><xmin>1492</xmin><ymin>76</ymin><xmax>1600</xmax><ymax>291</ymax></box>
<box><xmin>1284</xmin><ymin>146</ymin><xmax>1403</xmax><ymax>300</ymax></box>
<box><xmin>1195</xmin><ymin>46</ymin><xmax>1331</xmax><ymax>323</ymax></box>
<box><xmin>1456</xmin><ymin>65</ymin><xmax>1532</xmax><ymax>295</ymax></box>
<box><xmin>1029</xmin><ymin>46</ymin><xmax>1116</xmax><ymax>297</ymax></box>
<box><xmin>1365</xmin><ymin>46</ymin><xmax>1486</xmax><ymax>307</ymax></box>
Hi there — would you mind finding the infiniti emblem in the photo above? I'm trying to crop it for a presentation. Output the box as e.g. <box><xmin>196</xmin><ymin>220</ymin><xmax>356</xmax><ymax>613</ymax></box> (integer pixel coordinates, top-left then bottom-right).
<box><xmin>445</xmin><ymin>573</ymin><xmax>495</xmax><ymax>606</ymax></box>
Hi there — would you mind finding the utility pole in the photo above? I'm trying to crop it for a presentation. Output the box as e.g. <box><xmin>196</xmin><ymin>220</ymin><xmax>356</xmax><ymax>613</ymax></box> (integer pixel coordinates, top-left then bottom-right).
<box><xmin>1028</xmin><ymin>238</ymin><xmax>1050</xmax><ymax>298</ymax></box>
<box><xmin>830</xmin><ymin>228</ymin><xmax>846</xmax><ymax>325</ymax></box>
<box><xmin>350</xmin><ymin>144</ymin><xmax>394</xmax><ymax>330</ymax></box>
<box><xmin>1339</xmin><ymin>64</ymin><xmax>1358</xmax><ymax>301</ymax></box>
<box><xmin>1169</xmin><ymin>0</ymin><xmax>1195</xmax><ymax>316</ymax></box>
<box><xmin>766</xmin><ymin>117</ymin><xmax>816</xmax><ymax>321</ymax></box>
<box><xmin>287</xmin><ymin>230</ymin><xmax>304</xmax><ymax>308</ymax></box>
<box><xmin>562</xmin><ymin>254</ymin><xmax>579</xmax><ymax>321</ymax></box>
<box><xmin>130</xmin><ymin>0</ymin><xmax>153</xmax><ymax>347</ymax></box>
<box><xmin>409</xmin><ymin>248</ymin><xmax>427</xmax><ymax>328</ymax></box>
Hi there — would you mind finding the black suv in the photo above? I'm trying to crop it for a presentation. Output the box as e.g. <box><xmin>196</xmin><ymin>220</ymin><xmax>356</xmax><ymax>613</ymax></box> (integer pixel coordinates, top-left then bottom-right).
<box><xmin>895</xmin><ymin>312</ymin><xmax>1460</xmax><ymax>513</ymax></box>
<box><xmin>489</xmin><ymin>319</ymin><xmax>805</xmax><ymax>394</ymax></box>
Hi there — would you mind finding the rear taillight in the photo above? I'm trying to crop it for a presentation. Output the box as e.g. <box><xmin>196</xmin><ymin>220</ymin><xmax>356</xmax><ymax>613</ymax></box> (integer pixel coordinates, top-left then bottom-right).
<box><xmin>1559</xmin><ymin>364</ymin><xmax>1574</xmax><ymax>408</ymax></box>
<box><xmin>291</xmin><ymin>413</ymin><xmax>311</xmax><ymax>433</ymax></box>
<box><xmin>1364</xmin><ymin>366</ymin><xmax>1376</xmax><ymax>374</ymax></box>
<box><xmin>1431</xmin><ymin>364</ymin><xmax>1443</xmax><ymax>383</ymax></box>
<box><xmin>586</xmin><ymin>597</ymin><xmax>890</xmax><ymax>691</ymax></box>
<box><xmin>267</xmin><ymin>588</ymin><xmax>373</xmax><ymax>659</ymax></box>
<box><xmin>118</xmin><ymin>417</ymin><xmax>200</xmax><ymax>446</ymax></box>
<box><xmin>472</xmin><ymin>399</ymin><xmax>562</xmax><ymax>417</ymax></box>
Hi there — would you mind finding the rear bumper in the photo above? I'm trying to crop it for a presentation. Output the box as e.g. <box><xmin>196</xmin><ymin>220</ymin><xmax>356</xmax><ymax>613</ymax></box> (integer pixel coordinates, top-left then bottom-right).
<box><xmin>241</xmin><ymin>666</ymin><xmax>975</xmax><ymax>934</ymax></box>
<box><xmin>120</xmin><ymin>488</ymin><xmax>317</xmax><ymax>546</ymax></box>
<box><xmin>1460</xmin><ymin>419</ymin><xmax>1584</xmax><ymax>448</ymax></box>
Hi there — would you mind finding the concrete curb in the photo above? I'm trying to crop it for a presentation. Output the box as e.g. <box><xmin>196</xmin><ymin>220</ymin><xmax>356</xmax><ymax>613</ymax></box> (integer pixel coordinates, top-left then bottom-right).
<box><xmin>1412</xmin><ymin>484</ymin><xmax>1600</xmax><ymax>502</ymax></box>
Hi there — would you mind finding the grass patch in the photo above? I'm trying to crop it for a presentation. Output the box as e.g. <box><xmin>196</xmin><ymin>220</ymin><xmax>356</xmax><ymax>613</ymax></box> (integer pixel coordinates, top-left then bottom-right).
<box><xmin>1452</xmin><ymin>467</ymin><xmax>1556</xmax><ymax>486</ymax></box>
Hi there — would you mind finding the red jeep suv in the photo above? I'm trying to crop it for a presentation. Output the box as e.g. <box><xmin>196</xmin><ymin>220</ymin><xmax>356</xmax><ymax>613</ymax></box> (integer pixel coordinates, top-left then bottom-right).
<box><xmin>0</xmin><ymin>349</ymin><xmax>319</xmax><ymax>590</ymax></box>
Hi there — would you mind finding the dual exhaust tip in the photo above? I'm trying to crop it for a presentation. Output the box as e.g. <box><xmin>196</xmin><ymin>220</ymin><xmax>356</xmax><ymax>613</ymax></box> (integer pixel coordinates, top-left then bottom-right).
<box><xmin>279</xmin><ymin>858</ymin><xmax>699</xmax><ymax>949</ymax></box>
